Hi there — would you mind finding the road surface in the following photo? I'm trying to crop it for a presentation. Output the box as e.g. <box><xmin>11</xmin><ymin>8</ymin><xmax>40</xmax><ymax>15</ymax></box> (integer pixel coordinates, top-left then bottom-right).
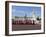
<box><xmin>12</xmin><ymin>24</ymin><xmax>41</xmax><ymax>31</ymax></box>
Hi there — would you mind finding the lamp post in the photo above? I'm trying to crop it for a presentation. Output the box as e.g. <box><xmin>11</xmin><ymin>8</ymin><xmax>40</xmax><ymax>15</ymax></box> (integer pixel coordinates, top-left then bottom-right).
<box><xmin>24</xmin><ymin>12</ymin><xmax>27</xmax><ymax>24</ymax></box>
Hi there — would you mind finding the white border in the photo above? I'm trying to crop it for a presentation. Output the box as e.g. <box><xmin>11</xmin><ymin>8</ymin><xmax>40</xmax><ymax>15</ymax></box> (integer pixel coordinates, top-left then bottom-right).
<box><xmin>9</xmin><ymin>3</ymin><xmax>44</xmax><ymax>34</ymax></box>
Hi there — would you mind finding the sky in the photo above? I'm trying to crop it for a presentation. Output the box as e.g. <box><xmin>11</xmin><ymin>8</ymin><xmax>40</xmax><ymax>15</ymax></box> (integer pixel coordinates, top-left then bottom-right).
<box><xmin>12</xmin><ymin>6</ymin><xmax>41</xmax><ymax>17</ymax></box>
